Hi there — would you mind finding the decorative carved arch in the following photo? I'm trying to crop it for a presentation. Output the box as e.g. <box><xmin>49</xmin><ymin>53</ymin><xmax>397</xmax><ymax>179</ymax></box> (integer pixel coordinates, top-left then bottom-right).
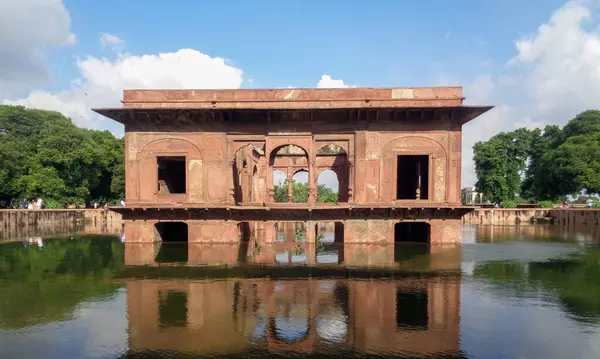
<box><xmin>382</xmin><ymin>136</ymin><xmax>447</xmax><ymax>159</ymax></box>
<box><xmin>381</xmin><ymin>136</ymin><xmax>448</xmax><ymax>203</ymax></box>
<box><xmin>316</xmin><ymin>143</ymin><xmax>347</xmax><ymax>155</ymax></box>
<box><xmin>292</xmin><ymin>168</ymin><xmax>309</xmax><ymax>176</ymax></box>
<box><xmin>232</xmin><ymin>142</ymin><xmax>265</xmax><ymax>159</ymax></box>
<box><xmin>139</xmin><ymin>137</ymin><xmax>203</xmax><ymax>157</ymax></box>
<box><xmin>269</xmin><ymin>144</ymin><xmax>309</xmax><ymax>163</ymax></box>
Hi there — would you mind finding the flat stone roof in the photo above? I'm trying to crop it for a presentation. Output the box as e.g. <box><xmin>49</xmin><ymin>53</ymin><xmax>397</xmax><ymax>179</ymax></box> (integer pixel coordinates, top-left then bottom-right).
<box><xmin>93</xmin><ymin>86</ymin><xmax>493</xmax><ymax>124</ymax></box>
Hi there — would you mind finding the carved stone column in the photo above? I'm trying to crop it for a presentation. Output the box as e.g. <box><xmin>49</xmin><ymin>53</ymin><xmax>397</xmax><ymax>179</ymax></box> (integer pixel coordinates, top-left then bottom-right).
<box><xmin>308</xmin><ymin>160</ymin><xmax>316</xmax><ymax>204</ymax></box>
<box><xmin>287</xmin><ymin>168</ymin><xmax>293</xmax><ymax>203</ymax></box>
<box><xmin>347</xmin><ymin>160</ymin><xmax>354</xmax><ymax>203</ymax></box>
<box><xmin>227</xmin><ymin>160</ymin><xmax>236</xmax><ymax>205</ymax></box>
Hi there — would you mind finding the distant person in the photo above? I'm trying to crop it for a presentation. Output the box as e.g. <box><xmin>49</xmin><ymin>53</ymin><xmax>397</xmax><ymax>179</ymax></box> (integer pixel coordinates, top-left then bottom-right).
<box><xmin>103</xmin><ymin>203</ymin><xmax>109</xmax><ymax>211</ymax></box>
<box><xmin>562</xmin><ymin>200</ymin><xmax>569</xmax><ymax>209</ymax></box>
<box><xmin>27</xmin><ymin>201</ymin><xmax>33</xmax><ymax>210</ymax></box>
<box><xmin>36</xmin><ymin>198</ymin><xmax>43</xmax><ymax>209</ymax></box>
<box><xmin>119</xmin><ymin>200</ymin><xmax>125</xmax><ymax>207</ymax></box>
<box><xmin>21</xmin><ymin>199</ymin><xmax>28</xmax><ymax>209</ymax></box>
<box><xmin>93</xmin><ymin>202</ymin><xmax>98</xmax><ymax>209</ymax></box>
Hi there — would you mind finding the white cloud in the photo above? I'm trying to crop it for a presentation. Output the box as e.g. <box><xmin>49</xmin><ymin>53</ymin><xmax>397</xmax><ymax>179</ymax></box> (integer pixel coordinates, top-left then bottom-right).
<box><xmin>317</xmin><ymin>75</ymin><xmax>353</xmax><ymax>88</ymax></box>
<box><xmin>461</xmin><ymin>0</ymin><xmax>600</xmax><ymax>187</ymax></box>
<box><xmin>5</xmin><ymin>49</ymin><xmax>244</xmax><ymax>134</ymax></box>
<box><xmin>0</xmin><ymin>0</ymin><xmax>75</xmax><ymax>97</ymax></box>
<box><xmin>99</xmin><ymin>33</ymin><xmax>124</xmax><ymax>51</ymax></box>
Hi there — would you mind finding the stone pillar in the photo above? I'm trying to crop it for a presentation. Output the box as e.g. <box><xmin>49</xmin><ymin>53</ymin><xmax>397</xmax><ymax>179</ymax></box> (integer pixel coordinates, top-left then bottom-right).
<box><xmin>227</xmin><ymin>160</ymin><xmax>236</xmax><ymax>205</ymax></box>
<box><xmin>287</xmin><ymin>169</ymin><xmax>293</xmax><ymax>203</ymax></box>
<box><xmin>343</xmin><ymin>219</ymin><xmax>394</xmax><ymax>244</ymax></box>
<box><xmin>308</xmin><ymin>160</ymin><xmax>316</xmax><ymax>204</ymax></box>
<box><xmin>124</xmin><ymin>220</ymin><xmax>157</xmax><ymax>243</ymax></box>
<box><xmin>347</xmin><ymin>160</ymin><xmax>354</xmax><ymax>203</ymax></box>
<box><xmin>188</xmin><ymin>220</ymin><xmax>240</xmax><ymax>243</ymax></box>
<box><xmin>429</xmin><ymin>219</ymin><xmax>461</xmax><ymax>245</ymax></box>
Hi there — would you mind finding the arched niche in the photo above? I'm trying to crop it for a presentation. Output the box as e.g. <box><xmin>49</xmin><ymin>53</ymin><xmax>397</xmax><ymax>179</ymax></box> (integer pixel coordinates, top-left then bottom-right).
<box><xmin>232</xmin><ymin>144</ymin><xmax>264</xmax><ymax>204</ymax></box>
<box><xmin>316</xmin><ymin>143</ymin><xmax>348</xmax><ymax>202</ymax></box>
<box><xmin>292</xmin><ymin>169</ymin><xmax>309</xmax><ymax>203</ymax></box>
<box><xmin>268</xmin><ymin>144</ymin><xmax>310</xmax><ymax>203</ymax></box>
<box><xmin>381</xmin><ymin>136</ymin><xmax>447</xmax><ymax>203</ymax></box>
<box><xmin>137</xmin><ymin>137</ymin><xmax>204</xmax><ymax>203</ymax></box>
<box><xmin>316</xmin><ymin>169</ymin><xmax>339</xmax><ymax>203</ymax></box>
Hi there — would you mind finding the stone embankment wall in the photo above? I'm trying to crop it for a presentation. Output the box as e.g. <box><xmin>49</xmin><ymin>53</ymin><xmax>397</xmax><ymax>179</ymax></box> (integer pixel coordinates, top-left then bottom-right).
<box><xmin>550</xmin><ymin>209</ymin><xmax>600</xmax><ymax>226</ymax></box>
<box><xmin>462</xmin><ymin>209</ymin><xmax>549</xmax><ymax>225</ymax></box>
<box><xmin>463</xmin><ymin>208</ymin><xmax>600</xmax><ymax>226</ymax></box>
<box><xmin>0</xmin><ymin>209</ymin><xmax>122</xmax><ymax>241</ymax></box>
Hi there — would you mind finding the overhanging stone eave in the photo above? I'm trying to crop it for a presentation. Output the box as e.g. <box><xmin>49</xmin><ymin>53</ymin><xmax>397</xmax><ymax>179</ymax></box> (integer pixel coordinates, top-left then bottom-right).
<box><xmin>92</xmin><ymin>105</ymin><xmax>492</xmax><ymax>124</ymax></box>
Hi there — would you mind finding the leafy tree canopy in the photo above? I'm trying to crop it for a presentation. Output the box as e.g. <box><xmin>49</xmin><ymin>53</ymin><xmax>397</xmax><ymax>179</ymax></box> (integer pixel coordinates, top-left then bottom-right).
<box><xmin>0</xmin><ymin>105</ymin><xmax>124</xmax><ymax>207</ymax></box>
<box><xmin>474</xmin><ymin>110</ymin><xmax>600</xmax><ymax>202</ymax></box>
<box><xmin>274</xmin><ymin>180</ymin><xmax>338</xmax><ymax>203</ymax></box>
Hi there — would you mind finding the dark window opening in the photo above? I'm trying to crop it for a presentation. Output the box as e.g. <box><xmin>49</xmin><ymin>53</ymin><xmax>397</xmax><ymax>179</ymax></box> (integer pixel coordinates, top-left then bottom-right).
<box><xmin>157</xmin><ymin>156</ymin><xmax>186</xmax><ymax>194</ymax></box>
<box><xmin>158</xmin><ymin>290</ymin><xmax>188</xmax><ymax>328</ymax></box>
<box><xmin>396</xmin><ymin>290</ymin><xmax>428</xmax><ymax>329</ymax></box>
<box><xmin>155</xmin><ymin>222</ymin><xmax>188</xmax><ymax>243</ymax></box>
<box><xmin>396</xmin><ymin>155</ymin><xmax>429</xmax><ymax>200</ymax></box>
<box><xmin>394</xmin><ymin>222</ymin><xmax>430</xmax><ymax>243</ymax></box>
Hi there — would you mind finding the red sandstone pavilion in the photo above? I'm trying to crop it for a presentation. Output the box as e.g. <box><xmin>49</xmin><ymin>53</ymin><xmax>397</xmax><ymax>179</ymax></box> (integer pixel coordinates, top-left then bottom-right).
<box><xmin>94</xmin><ymin>86</ymin><xmax>492</xmax><ymax>245</ymax></box>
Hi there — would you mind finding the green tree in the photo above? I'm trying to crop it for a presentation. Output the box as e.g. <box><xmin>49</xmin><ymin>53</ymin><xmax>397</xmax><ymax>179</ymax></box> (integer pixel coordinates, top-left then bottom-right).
<box><xmin>521</xmin><ymin>125</ymin><xmax>563</xmax><ymax>200</ymax></box>
<box><xmin>532</xmin><ymin>111</ymin><xmax>600</xmax><ymax>198</ymax></box>
<box><xmin>473</xmin><ymin>128</ymin><xmax>533</xmax><ymax>203</ymax></box>
<box><xmin>0</xmin><ymin>105</ymin><xmax>124</xmax><ymax>206</ymax></box>
<box><xmin>474</xmin><ymin>110</ymin><xmax>600</xmax><ymax>202</ymax></box>
<box><xmin>273</xmin><ymin>181</ymin><xmax>338</xmax><ymax>203</ymax></box>
<box><xmin>317</xmin><ymin>184</ymin><xmax>338</xmax><ymax>202</ymax></box>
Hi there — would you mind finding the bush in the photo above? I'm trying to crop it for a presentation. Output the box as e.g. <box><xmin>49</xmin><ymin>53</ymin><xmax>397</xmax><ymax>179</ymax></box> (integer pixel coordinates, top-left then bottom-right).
<box><xmin>593</xmin><ymin>201</ymin><xmax>600</xmax><ymax>209</ymax></box>
<box><xmin>538</xmin><ymin>200</ymin><xmax>554</xmax><ymax>208</ymax></box>
<box><xmin>501</xmin><ymin>200</ymin><xmax>517</xmax><ymax>208</ymax></box>
<box><xmin>43</xmin><ymin>199</ymin><xmax>64</xmax><ymax>209</ymax></box>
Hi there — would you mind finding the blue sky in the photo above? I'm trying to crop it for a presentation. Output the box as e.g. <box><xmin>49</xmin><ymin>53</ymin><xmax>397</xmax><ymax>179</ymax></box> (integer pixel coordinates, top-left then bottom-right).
<box><xmin>2</xmin><ymin>0</ymin><xmax>600</xmax><ymax>187</ymax></box>
<box><xmin>59</xmin><ymin>0</ymin><xmax>564</xmax><ymax>89</ymax></box>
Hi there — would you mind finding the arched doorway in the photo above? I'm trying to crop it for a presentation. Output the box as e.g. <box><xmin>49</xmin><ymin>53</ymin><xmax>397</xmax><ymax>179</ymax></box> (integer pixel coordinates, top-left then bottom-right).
<box><xmin>292</xmin><ymin>170</ymin><xmax>309</xmax><ymax>203</ymax></box>
<box><xmin>232</xmin><ymin>144</ymin><xmax>263</xmax><ymax>204</ymax></box>
<box><xmin>317</xmin><ymin>169</ymin><xmax>339</xmax><ymax>203</ymax></box>
<box><xmin>316</xmin><ymin>144</ymin><xmax>348</xmax><ymax>202</ymax></box>
<box><xmin>269</xmin><ymin>144</ymin><xmax>309</xmax><ymax>203</ymax></box>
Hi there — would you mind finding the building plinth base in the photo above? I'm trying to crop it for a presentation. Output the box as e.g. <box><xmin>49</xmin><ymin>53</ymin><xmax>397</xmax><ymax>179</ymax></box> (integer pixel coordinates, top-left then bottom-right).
<box><xmin>123</xmin><ymin>218</ymin><xmax>462</xmax><ymax>245</ymax></box>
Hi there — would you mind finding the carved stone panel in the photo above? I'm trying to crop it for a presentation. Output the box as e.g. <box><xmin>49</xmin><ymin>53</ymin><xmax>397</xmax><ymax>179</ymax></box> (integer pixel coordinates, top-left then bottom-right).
<box><xmin>434</xmin><ymin>158</ymin><xmax>446</xmax><ymax>202</ymax></box>
<box><xmin>188</xmin><ymin>159</ymin><xmax>204</xmax><ymax>202</ymax></box>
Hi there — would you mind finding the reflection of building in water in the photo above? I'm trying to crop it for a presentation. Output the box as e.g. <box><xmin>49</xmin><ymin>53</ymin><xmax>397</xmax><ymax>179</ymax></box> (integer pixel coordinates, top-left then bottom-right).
<box><xmin>125</xmin><ymin>278</ymin><xmax>460</xmax><ymax>357</ymax></box>
<box><xmin>123</xmin><ymin>239</ymin><xmax>462</xmax><ymax>273</ymax></box>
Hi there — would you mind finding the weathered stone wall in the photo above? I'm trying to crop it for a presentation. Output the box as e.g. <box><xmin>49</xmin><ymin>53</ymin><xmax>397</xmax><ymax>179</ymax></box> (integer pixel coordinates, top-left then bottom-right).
<box><xmin>463</xmin><ymin>208</ymin><xmax>600</xmax><ymax>227</ymax></box>
<box><xmin>123</xmin><ymin>108</ymin><xmax>464</xmax><ymax>207</ymax></box>
<box><xmin>0</xmin><ymin>209</ymin><xmax>122</xmax><ymax>241</ymax></box>
<box><xmin>550</xmin><ymin>209</ymin><xmax>600</xmax><ymax>227</ymax></box>
<box><xmin>462</xmin><ymin>209</ymin><xmax>549</xmax><ymax>225</ymax></box>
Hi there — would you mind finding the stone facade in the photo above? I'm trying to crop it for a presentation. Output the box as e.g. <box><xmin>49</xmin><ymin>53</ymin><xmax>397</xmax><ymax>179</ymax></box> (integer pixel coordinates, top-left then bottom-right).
<box><xmin>95</xmin><ymin>87</ymin><xmax>492</xmax><ymax>245</ymax></box>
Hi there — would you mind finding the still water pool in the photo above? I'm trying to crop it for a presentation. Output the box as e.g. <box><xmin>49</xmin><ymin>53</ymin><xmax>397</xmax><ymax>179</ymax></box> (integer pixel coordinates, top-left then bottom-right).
<box><xmin>0</xmin><ymin>225</ymin><xmax>599</xmax><ymax>359</ymax></box>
